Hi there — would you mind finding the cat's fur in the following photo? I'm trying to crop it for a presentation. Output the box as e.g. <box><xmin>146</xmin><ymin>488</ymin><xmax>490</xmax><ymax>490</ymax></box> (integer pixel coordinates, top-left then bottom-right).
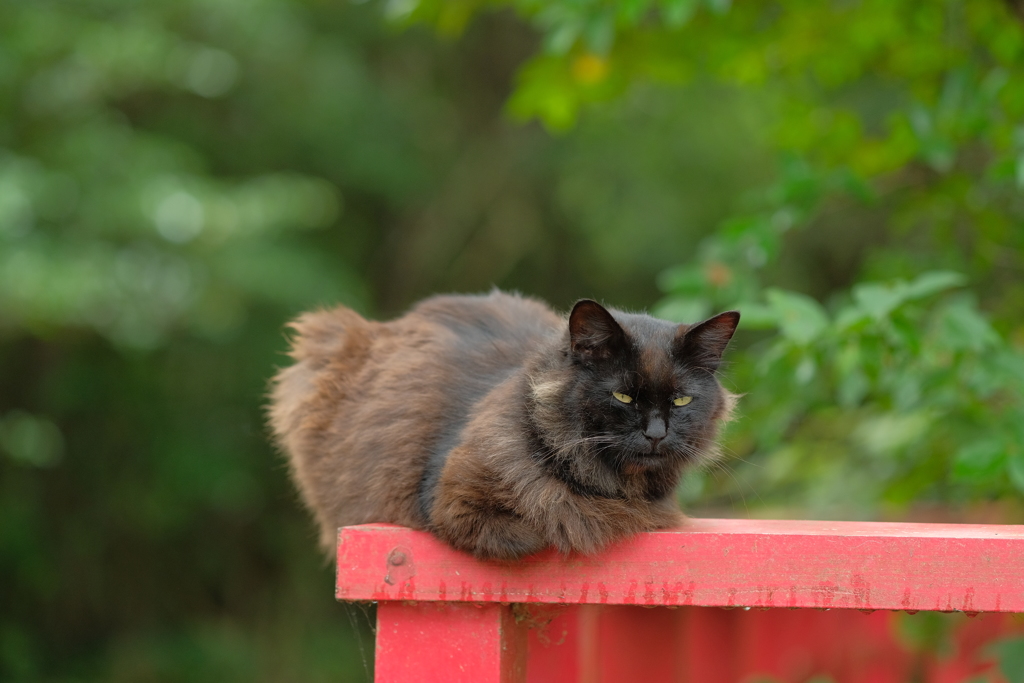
<box><xmin>269</xmin><ymin>291</ymin><xmax>739</xmax><ymax>560</ymax></box>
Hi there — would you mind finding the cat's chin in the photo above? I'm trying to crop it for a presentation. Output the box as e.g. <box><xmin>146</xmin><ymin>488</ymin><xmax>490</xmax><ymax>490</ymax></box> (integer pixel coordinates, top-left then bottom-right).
<box><xmin>617</xmin><ymin>450</ymin><xmax>674</xmax><ymax>475</ymax></box>
<box><xmin>621</xmin><ymin>461</ymin><xmax>655</xmax><ymax>476</ymax></box>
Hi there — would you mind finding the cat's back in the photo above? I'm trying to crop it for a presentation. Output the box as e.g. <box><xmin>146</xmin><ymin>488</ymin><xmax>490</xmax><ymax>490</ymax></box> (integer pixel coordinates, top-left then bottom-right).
<box><xmin>407</xmin><ymin>291</ymin><xmax>561</xmax><ymax>364</ymax></box>
<box><xmin>272</xmin><ymin>291</ymin><xmax>558</xmax><ymax>416</ymax></box>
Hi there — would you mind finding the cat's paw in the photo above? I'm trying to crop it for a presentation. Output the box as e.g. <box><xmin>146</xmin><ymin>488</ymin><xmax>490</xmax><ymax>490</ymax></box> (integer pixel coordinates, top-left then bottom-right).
<box><xmin>544</xmin><ymin>517</ymin><xmax>607</xmax><ymax>556</ymax></box>
<box><xmin>471</xmin><ymin>525</ymin><xmax>547</xmax><ymax>561</ymax></box>
<box><xmin>434</xmin><ymin>510</ymin><xmax>546</xmax><ymax>561</ymax></box>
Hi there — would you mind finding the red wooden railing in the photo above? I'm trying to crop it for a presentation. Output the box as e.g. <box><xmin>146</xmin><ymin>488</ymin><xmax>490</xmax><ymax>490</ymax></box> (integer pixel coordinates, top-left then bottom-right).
<box><xmin>336</xmin><ymin>519</ymin><xmax>1024</xmax><ymax>682</ymax></box>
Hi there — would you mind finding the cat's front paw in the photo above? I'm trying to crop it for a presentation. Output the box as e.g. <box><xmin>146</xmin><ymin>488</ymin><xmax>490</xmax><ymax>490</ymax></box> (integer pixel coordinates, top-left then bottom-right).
<box><xmin>545</xmin><ymin>518</ymin><xmax>606</xmax><ymax>556</ymax></box>
<box><xmin>434</xmin><ymin>510</ymin><xmax>546</xmax><ymax>561</ymax></box>
<box><xmin>471</xmin><ymin>523</ymin><xmax>547</xmax><ymax>561</ymax></box>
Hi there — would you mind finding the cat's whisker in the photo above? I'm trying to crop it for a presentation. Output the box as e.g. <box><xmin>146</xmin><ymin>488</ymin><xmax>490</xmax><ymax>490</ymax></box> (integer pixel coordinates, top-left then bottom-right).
<box><xmin>703</xmin><ymin>437</ymin><xmax>761</xmax><ymax>470</ymax></box>
<box><xmin>702</xmin><ymin>456</ymin><xmax>766</xmax><ymax>513</ymax></box>
<box><xmin>547</xmin><ymin>434</ymin><xmax>620</xmax><ymax>458</ymax></box>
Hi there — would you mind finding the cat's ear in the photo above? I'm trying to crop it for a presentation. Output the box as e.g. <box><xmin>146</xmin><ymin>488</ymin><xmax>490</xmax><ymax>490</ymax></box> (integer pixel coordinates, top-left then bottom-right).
<box><xmin>673</xmin><ymin>311</ymin><xmax>740</xmax><ymax>370</ymax></box>
<box><xmin>569</xmin><ymin>300</ymin><xmax>627</xmax><ymax>362</ymax></box>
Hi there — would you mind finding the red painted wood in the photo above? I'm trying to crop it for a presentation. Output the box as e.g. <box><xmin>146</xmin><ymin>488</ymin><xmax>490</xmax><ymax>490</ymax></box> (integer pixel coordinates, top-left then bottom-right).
<box><xmin>337</xmin><ymin>519</ymin><xmax>1024</xmax><ymax>612</ymax></box>
<box><xmin>593</xmin><ymin>605</ymin><xmax>688</xmax><ymax>681</ymax></box>
<box><xmin>374</xmin><ymin>602</ymin><xmax>526</xmax><ymax>683</ymax></box>
<box><xmin>522</xmin><ymin>606</ymin><xmax>588</xmax><ymax>683</ymax></box>
<box><xmin>520</xmin><ymin>606</ymin><xmax>1022</xmax><ymax>683</ymax></box>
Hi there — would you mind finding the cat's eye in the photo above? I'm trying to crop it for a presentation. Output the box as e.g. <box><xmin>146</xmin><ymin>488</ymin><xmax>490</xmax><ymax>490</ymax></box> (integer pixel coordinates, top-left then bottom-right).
<box><xmin>612</xmin><ymin>392</ymin><xmax>634</xmax><ymax>404</ymax></box>
<box><xmin>673</xmin><ymin>396</ymin><xmax>693</xmax><ymax>407</ymax></box>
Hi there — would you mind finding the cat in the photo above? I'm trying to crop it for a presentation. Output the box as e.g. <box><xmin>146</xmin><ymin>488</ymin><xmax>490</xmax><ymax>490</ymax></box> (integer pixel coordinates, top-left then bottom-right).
<box><xmin>268</xmin><ymin>291</ymin><xmax>739</xmax><ymax>561</ymax></box>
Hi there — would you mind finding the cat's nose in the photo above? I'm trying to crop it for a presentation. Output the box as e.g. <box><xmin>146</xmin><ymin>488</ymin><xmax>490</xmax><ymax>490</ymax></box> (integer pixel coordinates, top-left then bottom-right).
<box><xmin>644</xmin><ymin>417</ymin><xmax>667</xmax><ymax>450</ymax></box>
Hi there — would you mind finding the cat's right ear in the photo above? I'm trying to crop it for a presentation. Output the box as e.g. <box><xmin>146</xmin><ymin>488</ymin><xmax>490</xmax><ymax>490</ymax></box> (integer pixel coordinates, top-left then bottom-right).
<box><xmin>673</xmin><ymin>310</ymin><xmax>740</xmax><ymax>371</ymax></box>
<box><xmin>569</xmin><ymin>300</ymin><xmax>627</xmax><ymax>362</ymax></box>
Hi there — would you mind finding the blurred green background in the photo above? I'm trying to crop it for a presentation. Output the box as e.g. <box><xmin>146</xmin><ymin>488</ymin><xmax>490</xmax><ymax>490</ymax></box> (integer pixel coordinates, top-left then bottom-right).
<box><xmin>3</xmin><ymin>0</ymin><xmax>1024</xmax><ymax>680</ymax></box>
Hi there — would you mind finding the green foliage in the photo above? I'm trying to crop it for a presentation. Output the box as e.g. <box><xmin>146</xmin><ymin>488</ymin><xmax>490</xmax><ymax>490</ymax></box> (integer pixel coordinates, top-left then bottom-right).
<box><xmin>895</xmin><ymin>611</ymin><xmax>958</xmax><ymax>658</ymax></box>
<box><xmin>991</xmin><ymin>635</ymin><xmax>1024</xmax><ymax>683</ymax></box>
<box><xmin>669</xmin><ymin>258</ymin><xmax>1024</xmax><ymax>511</ymax></box>
<box><xmin>0</xmin><ymin>1</ymin><xmax>376</xmax><ymax>349</ymax></box>
<box><xmin>653</xmin><ymin>188</ymin><xmax>1024</xmax><ymax>511</ymax></box>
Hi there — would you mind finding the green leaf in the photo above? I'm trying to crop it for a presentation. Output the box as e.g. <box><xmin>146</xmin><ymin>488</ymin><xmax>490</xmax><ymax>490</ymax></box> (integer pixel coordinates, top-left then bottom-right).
<box><xmin>851</xmin><ymin>282</ymin><xmax>906</xmax><ymax>321</ymax></box>
<box><xmin>902</xmin><ymin>271</ymin><xmax>967</xmax><ymax>300</ymax></box>
<box><xmin>619</xmin><ymin>0</ymin><xmax>652</xmax><ymax>25</ymax></box>
<box><xmin>705</xmin><ymin>0</ymin><xmax>731</xmax><ymax>15</ymax></box>
<box><xmin>847</xmin><ymin>272</ymin><xmax>965</xmax><ymax>324</ymax></box>
<box><xmin>936</xmin><ymin>297</ymin><xmax>1000</xmax><ymax>352</ymax></box>
<box><xmin>835</xmin><ymin>343</ymin><xmax>869</xmax><ymax>407</ymax></box>
<box><xmin>991</xmin><ymin>636</ymin><xmax>1024</xmax><ymax>683</ymax></box>
<box><xmin>994</xmin><ymin>350</ymin><xmax>1024</xmax><ymax>386</ymax></box>
<box><xmin>652</xmin><ymin>296</ymin><xmax>710</xmax><ymax>323</ymax></box>
<box><xmin>584</xmin><ymin>12</ymin><xmax>616</xmax><ymax>55</ymax></box>
<box><xmin>662</xmin><ymin>0</ymin><xmax>698</xmax><ymax>27</ymax></box>
<box><xmin>886</xmin><ymin>316</ymin><xmax>923</xmax><ymax>354</ymax></box>
<box><xmin>952</xmin><ymin>438</ymin><xmax>1006</xmax><ymax>483</ymax></box>
<box><xmin>731</xmin><ymin>301</ymin><xmax>776</xmax><ymax>329</ymax></box>
<box><xmin>895</xmin><ymin>611</ymin><xmax>956</xmax><ymax>656</ymax></box>
<box><xmin>839</xmin><ymin>170</ymin><xmax>876</xmax><ymax>203</ymax></box>
<box><xmin>657</xmin><ymin>264</ymin><xmax>706</xmax><ymax>295</ymax></box>
<box><xmin>544</xmin><ymin>21</ymin><xmax>582</xmax><ymax>55</ymax></box>
<box><xmin>834</xmin><ymin>303</ymin><xmax>870</xmax><ymax>332</ymax></box>
<box><xmin>1008</xmin><ymin>448</ymin><xmax>1024</xmax><ymax>495</ymax></box>
<box><xmin>854</xmin><ymin>413</ymin><xmax>932</xmax><ymax>457</ymax></box>
<box><xmin>765</xmin><ymin>288</ymin><xmax>829</xmax><ymax>345</ymax></box>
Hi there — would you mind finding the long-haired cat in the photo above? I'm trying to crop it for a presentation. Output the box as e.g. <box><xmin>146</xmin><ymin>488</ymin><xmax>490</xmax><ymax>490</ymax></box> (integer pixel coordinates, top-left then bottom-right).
<box><xmin>269</xmin><ymin>291</ymin><xmax>739</xmax><ymax>560</ymax></box>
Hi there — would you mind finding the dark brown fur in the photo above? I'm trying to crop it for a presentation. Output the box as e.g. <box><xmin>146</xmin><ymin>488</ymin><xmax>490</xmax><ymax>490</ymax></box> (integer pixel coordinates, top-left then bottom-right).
<box><xmin>269</xmin><ymin>291</ymin><xmax>739</xmax><ymax>560</ymax></box>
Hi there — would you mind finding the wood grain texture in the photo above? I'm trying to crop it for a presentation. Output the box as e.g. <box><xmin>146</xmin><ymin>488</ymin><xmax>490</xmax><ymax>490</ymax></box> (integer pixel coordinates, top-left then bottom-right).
<box><xmin>337</xmin><ymin>519</ymin><xmax>1024</xmax><ymax>613</ymax></box>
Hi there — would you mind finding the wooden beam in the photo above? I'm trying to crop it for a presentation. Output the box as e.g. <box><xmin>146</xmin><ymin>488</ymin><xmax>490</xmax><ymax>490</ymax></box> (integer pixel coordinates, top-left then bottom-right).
<box><xmin>337</xmin><ymin>519</ymin><xmax>1024</xmax><ymax>613</ymax></box>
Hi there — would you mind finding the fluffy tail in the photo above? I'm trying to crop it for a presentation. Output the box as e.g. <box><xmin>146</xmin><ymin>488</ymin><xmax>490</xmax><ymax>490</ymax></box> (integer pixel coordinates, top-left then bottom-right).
<box><xmin>268</xmin><ymin>307</ymin><xmax>368</xmax><ymax>443</ymax></box>
<box><xmin>267</xmin><ymin>306</ymin><xmax>375</xmax><ymax>549</ymax></box>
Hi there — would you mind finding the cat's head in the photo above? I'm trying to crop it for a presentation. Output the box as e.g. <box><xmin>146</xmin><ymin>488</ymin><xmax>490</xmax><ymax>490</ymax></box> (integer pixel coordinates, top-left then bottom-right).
<box><xmin>530</xmin><ymin>300</ymin><xmax>739</xmax><ymax>489</ymax></box>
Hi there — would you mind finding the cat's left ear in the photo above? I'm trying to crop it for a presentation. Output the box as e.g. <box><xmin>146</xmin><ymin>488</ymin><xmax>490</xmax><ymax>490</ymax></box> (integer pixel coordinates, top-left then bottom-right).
<box><xmin>569</xmin><ymin>300</ymin><xmax>627</xmax><ymax>362</ymax></box>
<box><xmin>673</xmin><ymin>311</ymin><xmax>740</xmax><ymax>370</ymax></box>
